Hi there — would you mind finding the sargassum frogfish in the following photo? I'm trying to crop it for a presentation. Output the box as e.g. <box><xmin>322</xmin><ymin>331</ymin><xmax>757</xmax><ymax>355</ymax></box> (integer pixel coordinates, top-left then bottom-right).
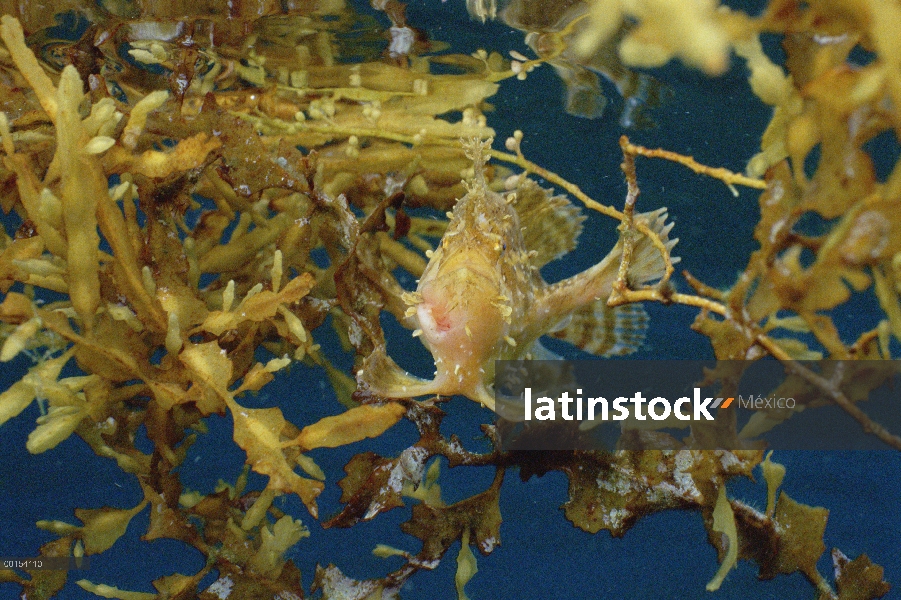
<box><xmin>358</xmin><ymin>138</ymin><xmax>677</xmax><ymax>415</ymax></box>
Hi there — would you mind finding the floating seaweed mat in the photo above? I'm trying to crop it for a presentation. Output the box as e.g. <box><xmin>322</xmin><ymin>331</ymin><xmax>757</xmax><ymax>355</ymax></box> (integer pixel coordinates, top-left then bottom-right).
<box><xmin>0</xmin><ymin>0</ymin><xmax>898</xmax><ymax>597</ymax></box>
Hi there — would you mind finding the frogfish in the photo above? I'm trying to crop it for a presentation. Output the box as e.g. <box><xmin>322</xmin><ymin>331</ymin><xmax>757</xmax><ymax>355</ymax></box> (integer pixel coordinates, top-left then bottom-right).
<box><xmin>358</xmin><ymin>138</ymin><xmax>677</xmax><ymax>414</ymax></box>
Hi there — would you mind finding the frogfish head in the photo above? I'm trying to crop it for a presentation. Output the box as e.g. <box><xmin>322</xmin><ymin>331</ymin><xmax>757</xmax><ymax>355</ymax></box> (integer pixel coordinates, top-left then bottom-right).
<box><xmin>415</xmin><ymin>262</ymin><xmax>505</xmax><ymax>393</ymax></box>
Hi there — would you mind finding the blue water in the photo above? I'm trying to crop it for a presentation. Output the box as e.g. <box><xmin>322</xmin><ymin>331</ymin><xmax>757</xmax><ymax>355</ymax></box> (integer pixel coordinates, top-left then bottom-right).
<box><xmin>1</xmin><ymin>1</ymin><xmax>899</xmax><ymax>598</ymax></box>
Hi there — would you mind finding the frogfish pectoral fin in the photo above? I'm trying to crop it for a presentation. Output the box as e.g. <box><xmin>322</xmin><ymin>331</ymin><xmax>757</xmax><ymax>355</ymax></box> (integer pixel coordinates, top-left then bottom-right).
<box><xmin>551</xmin><ymin>300</ymin><xmax>649</xmax><ymax>356</ymax></box>
<box><xmin>357</xmin><ymin>344</ymin><xmax>442</xmax><ymax>399</ymax></box>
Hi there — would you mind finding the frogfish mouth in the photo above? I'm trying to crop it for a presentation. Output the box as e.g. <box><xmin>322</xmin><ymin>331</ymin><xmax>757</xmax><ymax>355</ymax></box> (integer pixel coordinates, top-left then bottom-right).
<box><xmin>357</xmin><ymin>138</ymin><xmax>678</xmax><ymax>414</ymax></box>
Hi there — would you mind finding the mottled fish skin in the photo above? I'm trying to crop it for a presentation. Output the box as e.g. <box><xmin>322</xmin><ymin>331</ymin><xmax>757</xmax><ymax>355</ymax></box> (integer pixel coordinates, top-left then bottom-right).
<box><xmin>404</xmin><ymin>142</ymin><xmax>542</xmax><ymax>408</ymax></box>
<box><xmin>358</xmin><ymin>138</ymin><xmax>676</xmax><ymax>412</ymax></box>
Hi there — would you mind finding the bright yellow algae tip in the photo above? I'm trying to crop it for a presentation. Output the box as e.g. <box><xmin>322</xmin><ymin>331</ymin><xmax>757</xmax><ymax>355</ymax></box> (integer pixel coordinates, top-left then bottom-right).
<box><xmin>0</xmin><ymin>15</ymin><xmax>58</xmax><ymax>118</ymax></box>
<box><xmin>228</xmin><ymin>398</ymin><xmax>325</xmax><ymax>517</ymax></box>
<box><xmin>56</xmin><ymin>66</ymin><xmax>102</xmax><ymax>328</ymax></box>
<box><xmin>706</xmin><ymin>485</ymin><xmax>738</xmax><ymax>591</ymax></box>
<box><xmin>761</xmin><ymin>451</ymin><xmax>786</xmax><ymax>518</ymax></box>
<box><xmin>293</xmin><ymin>403</ymin><xmax>407</xmax><ymax>450</ymax></box>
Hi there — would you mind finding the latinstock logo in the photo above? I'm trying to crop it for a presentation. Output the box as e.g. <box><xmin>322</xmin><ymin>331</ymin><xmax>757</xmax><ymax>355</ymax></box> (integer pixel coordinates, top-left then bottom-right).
<box><xmin>521</xmin><ymin>388</ymin><xmax>735</xmax><ymax>423</ymax></box>
<box><xmin>494</xmin><ymin>359</ymin><xmax>898</xmax><ymax>451</ymax></box>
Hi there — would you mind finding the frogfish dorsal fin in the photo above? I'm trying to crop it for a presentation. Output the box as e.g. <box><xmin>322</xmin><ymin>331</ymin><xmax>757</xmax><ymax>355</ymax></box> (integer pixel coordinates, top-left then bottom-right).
<box><xmin>512</xmin><ymin>178</ymin><xmax>585</xmax><ymax>268</ymax></box>
<box><xmin>550</xmin><ymin>301</ymin><xmax>649</xmax><ymax>356</ymax></box>
<box><xmin>461</xmin><ymin>137</ymin><xmax>493</xmax><ymax>189</ymax></box>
